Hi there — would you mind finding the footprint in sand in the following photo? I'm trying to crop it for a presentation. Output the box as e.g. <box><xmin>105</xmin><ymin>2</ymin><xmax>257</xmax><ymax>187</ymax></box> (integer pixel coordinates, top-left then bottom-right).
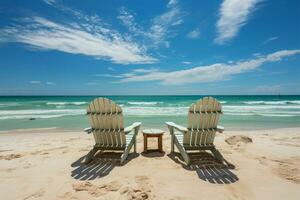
<box><xmin>261</xmin><ymin>156</ymin><xmax>300</xmax><ymax>184</ymax></box>
<box><xmin>72</xmin><ymin>180</ymin><xmax>122</xmax><ymax>197</ymax></box>
<box><xmin>58</xmin><ymin>192</ymin><xmax>78</xmax><ymax>199</ymax></box>
<box><xmin>119</xmin><ymin>186</ymin><xmax>149</xmax><ymax>200</ymax></box>
<box><xmin>135</xmin><ymin>176</ymin><xmax>151</xmax><ymax>191</ymax></box>
<box><xmin>30</xmin><ymin>146</ymin><xmax>68</xmax><ymax>155</ymax></box>
<box><xmin>272</xmin><ymin>157</ymin><xmax>300</xmax><ymax>184</ymax></box>
<box><xmin>23</xmin><ymin>189</ymin><xmax>45</xmax><ymax>200</ymax></box>
<box><xmin>62</xmin><ymin>150</ymin><xmax>69</xmax><ymax>154</ymax></box>
<box><xmin>5</xmin><ymin>167</ymin><xmax>16</xmax><ymax>172</ymax></box>
<box><xmin>0</xmin><ymin>153</ymin><xmax>23</xmax><ymax>160</ymax></box>
<box><xmin>119</xmin><ymin>176</ymin><xmax>152</xmax><ymax>200</ymax></box>
<box><xmin>225</xmin><ymin>135</ymin><xmax>253</xmax><ymax>145</ymax></box>
<box><xmin>0</xmin><ymin>149</ymin><xmax>13</xmax><ymax>153</ymax></box>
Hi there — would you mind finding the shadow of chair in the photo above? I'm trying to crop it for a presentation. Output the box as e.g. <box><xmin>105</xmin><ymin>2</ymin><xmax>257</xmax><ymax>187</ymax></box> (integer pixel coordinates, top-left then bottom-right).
<box><xmin>71</xmin><ymin>151</ymin><xmax>139</xmax><ymax>180</ymax></box>
<box><xmin>168</xmin><ymin>151</ymin><xmax>239</xmax><ymax>184</ymax></box>
<box><xmin>141</xmin><ymin>150</ymin><xmax>166</xmax><ymax>158</ymax></box>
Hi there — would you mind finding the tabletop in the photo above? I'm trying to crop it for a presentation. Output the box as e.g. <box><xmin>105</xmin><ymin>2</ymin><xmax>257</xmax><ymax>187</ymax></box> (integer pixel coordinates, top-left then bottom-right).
<box><xmin>142</xmin><ymin>129</ymin><xmax>164</xmax><ymax>135</ymax></box>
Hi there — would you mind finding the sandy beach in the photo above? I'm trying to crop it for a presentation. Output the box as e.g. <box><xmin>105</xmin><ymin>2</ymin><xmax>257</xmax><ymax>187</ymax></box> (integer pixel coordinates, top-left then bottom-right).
<box><xmin>0</xmin><ymin>127</ymin><xmax>299</xmax><ymax>200</ymax></box>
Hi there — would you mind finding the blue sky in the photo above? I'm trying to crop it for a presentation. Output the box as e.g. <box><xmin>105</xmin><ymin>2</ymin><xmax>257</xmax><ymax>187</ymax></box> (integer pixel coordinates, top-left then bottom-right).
<box><xmin>0</xmin><ymin>0</ymin><xmax>299</xmax><ymax>95</ymax></box>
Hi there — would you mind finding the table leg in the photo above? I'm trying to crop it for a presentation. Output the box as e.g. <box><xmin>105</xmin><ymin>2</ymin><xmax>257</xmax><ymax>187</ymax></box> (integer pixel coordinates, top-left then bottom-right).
<box><xmin>158</xmin><ymin>135</ymin><xmax>163</xmax><ymax>152</ymax></box>
<box><xmin>143</xmin><ymin>134</ymin><xmax>147</xmax><ymax>152</ymax></box>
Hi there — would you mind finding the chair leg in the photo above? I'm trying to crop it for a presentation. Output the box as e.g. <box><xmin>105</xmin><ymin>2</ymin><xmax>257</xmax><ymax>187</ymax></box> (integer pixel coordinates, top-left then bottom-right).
<box><xmin>134</xmin><ymin>135</ymin><xmax>137</xmax><ymax>153</ymax></box>
<box><xmin>171</xmin><ymin>134</ymin><xmax>175</xmax><ymax>153</ymax></box>
<box><xmin>121</xmin><ymin>137</ymin><xmax>135</xmax><ymax>165</ymax></box>
<box><xmin>120</xmin><ymin>147</ymin><xmax>130</xmax><ymax>165</ymax></box>
<box><xmin>174</xmin><ymin>140</ymin><xmax>190</xmax><ymax>165</ymax></box>
<box><xmin>84</xmin><ymin>147</ymin><xmax>98</xmax><ymax>164</ymax></box>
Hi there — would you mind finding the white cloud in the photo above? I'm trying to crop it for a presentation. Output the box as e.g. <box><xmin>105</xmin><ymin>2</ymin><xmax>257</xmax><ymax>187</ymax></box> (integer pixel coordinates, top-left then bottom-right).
<box><xmin>1</xmin><ymin>4</ymin><xmax>157</xmax><ymax>64</ymax></box>
<box><xmin>30</xmin><ymin>81</ymin><xmax>41</xmax><ymax>84</ymax></box>
<box><xmin>150</xmin><ymin>0</ymin><xmax>183</xmax><ymax>47</ymax></box>
<box><xmin>182</xmin><ymin>61</ymin><xmax>192</xmax><ymax>64</ymax></box>
<box><xmin>132</xmin><ymin>68</ymin><xmax>159</xmax><ymax>73</ymax></box>
<box><xmin>43</xmin><ymin>0</ymin><xmax>102</xmax><ymax>24</ymax></box>
<box><xmin>263</xmin><ymin>36</ymin><xmax>279</xmax><ymax>44</ymax></box>
<box><xmin>117</xmin><ymin>0</ymin><xmax>184</xmax><ymax>48</ymax></box>
<box><xmin>93</xmin><ymin>74</ymin><xmax>123</xmax><ymax>78</ymax></box>
<box><xmin>43</xmin><ymin>0</ymin><xmax>56</xmax><ymax>5</ymax></box>
<box><xmin>46</xmin><ymin>82</ymin><xmax>55</xmax><ymax>85</ymax></box>
<box><xmin>116</xmin><ymin>49</ymin><xmax>300</xmax><ymax>85</ymax></box>
<box><xmin>117</xmin><ymin>7</ymin><xmax>147</xmax><ymax>37</ymax></box>
<box><xmin>168</xmin><ymin>0</ymin><xmax>178</xmax><ymax>6</ymax></box>
<box><xmin>187</xmin><ymin>29</ymin><xmax>200</xmax><ymax>39</ymax></box>
<box><xmin>215</xmin><ymin>0</ymin><xmax>261</xmax><ymax>44</ymax></box>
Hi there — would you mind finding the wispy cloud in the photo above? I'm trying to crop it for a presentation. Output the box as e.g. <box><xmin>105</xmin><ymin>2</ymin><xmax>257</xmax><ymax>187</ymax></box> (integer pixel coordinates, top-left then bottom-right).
<box><xmin>215</xmin><ymin>0</ymin><xmax>261</xmax><ymax>44</ymax></box>
<box><xmin>43</xmin><ymin>0</ymin><xmax>56</xmax><ymax>6</ymax></box>
<box><xmin>115</xmin><ymin>49</ymin><xmax>300</xmax><ymax>85</ymax></box>
<box><xmin>118</xmin><ymin>0</ymin><xmax>184</xmax><ymax>48</ymax></box>
<box><xmin>149</xmin><ymin>0</ymin><xmax>183</xmax><ymax>47</ymax></box>
<box><xmin>46</xmin><ymin>82</ymin><xmax>55</xmax><ymax>85</ymax></box>
<box><xmin>93</xmin><ymin>74</ymin><xmax>123</xmax><ymax>78</ymax></box>
<box><xmin>30</xmin><ymin>81</ymin><xmax>41</xmax><ymax>84</ymax></box>
<box><xmin>187</xmin><ymin>29</ymin><xmax>200</xmax><ymax>39</ymax></box>
<box><xmin>107</xmin><ymin>67</ymin><xmax>115</xmax><ymax>71</ymax></box>
<box><xmin>1</xmin><ymin>4</ymin><xmax>156</xmax><ymax>64</ymax></box>
<box><xmin>30</xmin><ymin>80</ymin><xmax>55</xmax><ymax>85</ymax></box>
<box><xmin>43</xmin><ymin>0</ymin><xmax>102</xmax><ymax>24</ymax></box>
<box><xmin>263</xmin><ymin>36</ymin><xmax>279</xmax><ymax>44</ymax></box>
<box><xmin>132</xmin><ymin>68</ymin><xmax>159</xmax><ymax>73</ymax></box>
<box><xmin>117</xmin><ymin>7</ymin><xmax>147</xmax><ymax>37</ymax></box>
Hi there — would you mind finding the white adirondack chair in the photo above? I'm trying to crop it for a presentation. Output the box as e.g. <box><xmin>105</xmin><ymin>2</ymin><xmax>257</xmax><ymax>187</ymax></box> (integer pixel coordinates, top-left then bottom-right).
<box><xmin>166</xmin><ymin>97</ymin><xmax>233</xmax><ymax>167</ymax></box>
<box><xmin>84</xmin><ymin>98</ymin><xmax>141</xmax><ymax>164</ymax></box>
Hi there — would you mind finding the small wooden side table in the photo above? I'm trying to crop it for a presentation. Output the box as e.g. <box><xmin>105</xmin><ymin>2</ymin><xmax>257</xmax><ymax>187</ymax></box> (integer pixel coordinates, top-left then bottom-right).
<box><xmin>142</xmin><ymin>129</ymin><xmax>164</xmax><ymax>152</ymax></box>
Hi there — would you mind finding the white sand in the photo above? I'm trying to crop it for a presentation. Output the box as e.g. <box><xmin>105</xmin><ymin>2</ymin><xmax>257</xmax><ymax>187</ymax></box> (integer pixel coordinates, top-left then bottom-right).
<box><xmin>0</xmin><ymin>127</ymin><xmax>300</xmax><ymax>200</ymax></box>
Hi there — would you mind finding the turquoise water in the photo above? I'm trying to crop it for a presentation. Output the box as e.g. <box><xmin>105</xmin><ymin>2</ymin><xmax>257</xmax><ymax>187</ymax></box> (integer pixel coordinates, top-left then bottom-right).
<box><xmin>0</xmin><ymin>96</ymin><xmax>300</xmax><ymax>131</ymax></box>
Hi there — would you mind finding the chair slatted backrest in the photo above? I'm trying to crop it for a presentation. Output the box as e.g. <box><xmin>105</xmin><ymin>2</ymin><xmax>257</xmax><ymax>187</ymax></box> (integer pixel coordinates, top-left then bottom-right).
<box><xmin>185</xmin><ymin>97</ymin><xmax>222</xmax><ymax>146</ymax></box>
<box><xmin>87</xmin><ymin>98</ymin><xmax>126</xmax><ymax>148</ymax></box>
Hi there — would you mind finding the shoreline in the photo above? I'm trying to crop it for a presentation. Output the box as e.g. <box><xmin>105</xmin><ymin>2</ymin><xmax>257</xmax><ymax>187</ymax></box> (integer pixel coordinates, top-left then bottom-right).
<box><xmin>1</xmin><ymin>125</ymin><xmax>300</xmax><ymax>134</ymax></box>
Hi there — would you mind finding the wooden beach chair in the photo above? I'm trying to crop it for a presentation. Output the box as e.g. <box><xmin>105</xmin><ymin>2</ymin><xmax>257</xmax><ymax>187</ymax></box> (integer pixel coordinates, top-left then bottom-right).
<box><xmin>166</xmin><ymin>97</ymin><xmax>233</xmax><ymax>167</ymax></box>
<box><xmin>84</xmin><ymin>98</ymin><xmax>141</xmax><ymax>164</ymax></box>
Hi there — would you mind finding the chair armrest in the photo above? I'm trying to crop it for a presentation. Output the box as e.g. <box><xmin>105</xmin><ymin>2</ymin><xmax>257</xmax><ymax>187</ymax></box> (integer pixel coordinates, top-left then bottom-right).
<box><xmin>166</xmin><ymin>122</ymin><xmax>188</xmax><ymax>133</ymax></box>
<box><xmin>124</xmin><ymin>122</ymin><xmax>142</xmax><ymax>134</ymax></box>
<box><xmin>217</xmin><ymin>125</ymin><xmax>224</xmax><ymax>133</ymax></box>
<box><xmin>84</xmin><ymin>127</ymin><xmax>93</xmax><ymax>134</ymax></box>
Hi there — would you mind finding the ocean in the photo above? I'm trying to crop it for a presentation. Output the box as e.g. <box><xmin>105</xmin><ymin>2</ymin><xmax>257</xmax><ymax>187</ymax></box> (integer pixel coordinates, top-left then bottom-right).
<box><xmin>0</xmin><ymin>95</ymin><xmax>300</xmax><ymax>131</ymax></box>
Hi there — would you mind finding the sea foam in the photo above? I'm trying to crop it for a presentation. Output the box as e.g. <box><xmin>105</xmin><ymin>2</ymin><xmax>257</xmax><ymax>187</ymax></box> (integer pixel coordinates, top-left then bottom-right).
<box><xmin>46</xmin><ymin>102</ymin><xmax>87</xmax><ymax>106</ymax></box>
<box><xmin>244</xmin><ymin>100</ymin><xmax>300</xmax><ymax>105</ymax></box>
<box><xmin>0</xmin><ymin>109</ymin><xmax>85</xmax><ymax>120</ymax></box>
<box><xmin>127</xmin><ymin>101</ymin><xmax>162</xmax><ymax>105</ymax></box>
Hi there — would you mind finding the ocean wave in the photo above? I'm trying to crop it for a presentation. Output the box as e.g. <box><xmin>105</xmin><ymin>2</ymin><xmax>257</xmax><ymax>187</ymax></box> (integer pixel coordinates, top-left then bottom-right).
<box><xmin>46</xmin><ymin>102</ymin><xmax>87</xmax><ymax>106</ymax></box>
<box><xmin>220</xmin><ymin>101</ymin><xmax>227</xmax><ymax>104</ymax></box>
<box><xmin>127</xmin><ymin>101</ymin><xmax>162</xmax><ymax>105</ymax></box>
<box><xmin>226</xmin><ymin>112</ymin><xmax>297</xmax><ymax>117</ymax></box>
<box><xmin>1</xmin><ymin>103</ymin><xmax>300</xmax><ymax>120</ymax></box>
<box><xmin>123</xmin><ymin>106</ymin><xmax>188</xmax><ymax>116</ymax></box>
<box><xmin>122</xmin><ymin>105</ymin><xmax>300</xmax><ymax>117</ymax></box>
<box><xmin>0</xmin><ymin>114</ymin><xmax>79</xmax><ymax>120</ymax></box>
<box><xmin>0</xmin><ymin>109</ymin><xmax>85</xmax><ymax>120</ymax></box>
<box><xmin>0</xmin><ymin>102</ymin><xmax>20</xmax><ymax>106</ymax></box>
<box><xmin>223</xmin><ymin>105</ymin><xmax>300</xmax><ymax>110</ymax></box>
<box><xmin>244</xmin><ymin>100</ymin><xmax>300</xmax><ymax>105</ymax></box>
